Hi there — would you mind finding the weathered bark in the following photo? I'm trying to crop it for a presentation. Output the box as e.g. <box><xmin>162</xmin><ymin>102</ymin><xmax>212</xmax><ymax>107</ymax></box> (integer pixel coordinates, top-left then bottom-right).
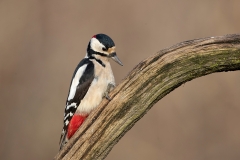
<box><xmin>54</xmin><ymin>34</ymin><xmax>240</xmax><ymax>160</ymax></box>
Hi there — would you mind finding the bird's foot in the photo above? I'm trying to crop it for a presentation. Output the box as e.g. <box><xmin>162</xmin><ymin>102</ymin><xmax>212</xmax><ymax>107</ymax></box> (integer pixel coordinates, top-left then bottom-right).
<box><xmin>104</xmin><ymin>83</ymin><xmax>115</xmax><ymax>100</ymax></box>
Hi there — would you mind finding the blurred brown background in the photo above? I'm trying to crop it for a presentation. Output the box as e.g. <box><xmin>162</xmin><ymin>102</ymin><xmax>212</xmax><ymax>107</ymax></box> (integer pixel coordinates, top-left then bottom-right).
<box><xmin>0</xmin><ymin>0</ymin><xmax>240</xmax><ymax>160</ymax></box>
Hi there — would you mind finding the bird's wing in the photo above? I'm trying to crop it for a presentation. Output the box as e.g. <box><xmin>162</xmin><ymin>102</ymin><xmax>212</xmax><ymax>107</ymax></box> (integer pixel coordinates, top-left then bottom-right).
<box><xmin>59</xmin><ymin>58</ymin><xmax>94</xmax><ymax>148</ymax></box>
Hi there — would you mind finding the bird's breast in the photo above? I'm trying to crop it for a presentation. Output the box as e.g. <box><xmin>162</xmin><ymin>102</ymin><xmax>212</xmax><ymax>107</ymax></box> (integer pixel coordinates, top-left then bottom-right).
<box><xmin>76</xmin><ymin>62</ymin><xmax>115</xmax><ymax>114</ymax></box>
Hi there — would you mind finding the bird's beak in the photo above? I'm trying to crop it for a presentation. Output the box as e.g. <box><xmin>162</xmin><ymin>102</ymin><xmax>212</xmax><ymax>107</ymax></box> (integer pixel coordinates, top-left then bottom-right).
<box><xmin>111</xmin><ymin>53</ymin><xmax>123</xmax><ymax>66</ymax></box>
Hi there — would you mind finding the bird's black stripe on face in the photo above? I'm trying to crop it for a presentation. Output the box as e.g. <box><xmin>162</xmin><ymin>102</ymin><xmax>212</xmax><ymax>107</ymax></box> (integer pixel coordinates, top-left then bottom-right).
<box><xmin>93</xmin><ymin>51</ymin><xmax>109</xmax><ymax>57</ymax></box>
<box><xmin>86</xmin><ymin>43</ymin><xmax>107</xmax><ymax>67</ymax></box>
<box><xmin>87</xmin><ymin>42</ymin><xmax>115</xmax><ymax>58</ymax></box>
<box><xmin>87</xmin><ymin>42</ymin><xmax>94</xmax><ymax>57</ymax></box>
<box><xmin>86</xmin><ymin>42</ymin><xmax>108</xmax><ymax>57</ymax></box>
<box><xmin>88</xmin><ymin>56</ymin><xmax>106</xmax><ymax>67</ymax></box>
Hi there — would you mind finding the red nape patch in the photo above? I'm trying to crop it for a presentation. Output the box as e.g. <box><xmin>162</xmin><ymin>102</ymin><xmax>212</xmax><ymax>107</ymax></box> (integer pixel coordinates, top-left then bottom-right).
<box><xmin>92</xmin><ymin>35</ymin><xmax>96</xmax><ymax>38</ymax></box>
<box><xmin>67</xmin><ymin>114</ymin><xmax>88</xmax><ymax>139</ymax></box>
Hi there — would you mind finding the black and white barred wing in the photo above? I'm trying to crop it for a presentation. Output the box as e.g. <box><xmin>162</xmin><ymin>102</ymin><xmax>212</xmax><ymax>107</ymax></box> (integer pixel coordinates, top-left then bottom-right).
<box><xmin>59</xmin><ymin>59</ymin><xmax>94</xmax><ymax>147</ymax></box>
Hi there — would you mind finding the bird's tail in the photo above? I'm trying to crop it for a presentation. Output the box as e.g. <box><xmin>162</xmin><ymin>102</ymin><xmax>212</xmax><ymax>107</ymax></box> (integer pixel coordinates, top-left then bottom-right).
<box><xmin>59</xmin><ymin>130</ymin><xmax>68</xmax><ymax>150</ymax></box>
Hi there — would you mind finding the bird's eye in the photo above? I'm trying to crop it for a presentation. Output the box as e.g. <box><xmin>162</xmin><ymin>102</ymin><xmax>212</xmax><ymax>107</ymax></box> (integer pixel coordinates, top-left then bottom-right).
<box><xmin>102</xmin><ymin>47</ymin><xmax>107</xmax><ymax>51</ymax></box>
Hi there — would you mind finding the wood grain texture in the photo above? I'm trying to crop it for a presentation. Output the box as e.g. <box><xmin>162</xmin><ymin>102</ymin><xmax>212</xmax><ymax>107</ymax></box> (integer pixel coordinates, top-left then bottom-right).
<box><xmin>54</xmin><ymin>34</ymin><xmax>240</xmax><ymax>160</ymax></box>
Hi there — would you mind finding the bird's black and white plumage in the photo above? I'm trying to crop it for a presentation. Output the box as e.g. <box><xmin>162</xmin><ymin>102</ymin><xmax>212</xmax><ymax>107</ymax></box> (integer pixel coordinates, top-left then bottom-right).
<box><xmin>59</xmin><ymin>34</ymin><xmax>123</xmax><ymax>149</ymax></box>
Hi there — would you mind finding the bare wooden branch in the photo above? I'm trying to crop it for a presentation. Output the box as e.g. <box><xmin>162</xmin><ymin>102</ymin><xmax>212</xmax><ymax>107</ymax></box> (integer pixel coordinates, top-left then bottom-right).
<box><xmin>54</xmin><ymin>34</ymin><xmax>240</xmax><ymax>160</ymax></box>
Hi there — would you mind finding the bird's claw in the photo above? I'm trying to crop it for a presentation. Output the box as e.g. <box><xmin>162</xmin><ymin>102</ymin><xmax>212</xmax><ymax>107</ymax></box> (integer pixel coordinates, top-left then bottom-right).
<box><xmin>104</xmin><ymin>83</ymin><xmax>115</xmax><ymax>100</ymax></box>
<box><xmin>104</xmin><ymin>93</ymin><xmax>112</xmax><ymax>100</ymax></box>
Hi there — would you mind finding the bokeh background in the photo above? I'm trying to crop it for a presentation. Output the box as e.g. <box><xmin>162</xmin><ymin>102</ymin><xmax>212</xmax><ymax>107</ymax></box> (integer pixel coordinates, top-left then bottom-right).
<box><xmin>0</xmin><ymin>0</ymin><xmax>240</xmax><ymax>160</ymax></box>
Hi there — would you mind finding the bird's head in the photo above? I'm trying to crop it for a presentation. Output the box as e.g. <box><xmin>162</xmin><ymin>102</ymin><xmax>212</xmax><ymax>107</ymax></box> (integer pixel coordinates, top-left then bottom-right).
<box><xmin>87</xmin><ymin>34</ymin><xmax>123</xmax><ymax>66</ymax></box>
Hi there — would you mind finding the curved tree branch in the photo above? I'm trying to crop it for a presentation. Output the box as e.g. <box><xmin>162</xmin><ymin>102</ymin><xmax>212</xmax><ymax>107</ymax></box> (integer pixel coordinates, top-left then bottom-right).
<box><xmin>55</xmin><ymin>34</ymin><xmax>240</xmax><ymax>160</ymax></box>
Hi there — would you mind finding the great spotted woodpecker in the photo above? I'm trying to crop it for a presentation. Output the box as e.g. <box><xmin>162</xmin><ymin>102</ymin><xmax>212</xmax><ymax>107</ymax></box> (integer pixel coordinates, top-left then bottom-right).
<box><xmin>59</xmin><ymin>34</ymin><xmax>123</xmax><ymax>149</ymax></box>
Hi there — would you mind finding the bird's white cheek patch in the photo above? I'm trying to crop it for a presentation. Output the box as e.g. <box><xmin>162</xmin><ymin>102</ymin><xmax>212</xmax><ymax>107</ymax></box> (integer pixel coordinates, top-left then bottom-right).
<box><xmin>68</xmin><ymin>64</ymin><xmax>87</xmax><ymax>100</ymax></box>
<box><xmin>90</xmin><ymin>38</ymin><xmax>105</xmax><ymax>53</ymax></box>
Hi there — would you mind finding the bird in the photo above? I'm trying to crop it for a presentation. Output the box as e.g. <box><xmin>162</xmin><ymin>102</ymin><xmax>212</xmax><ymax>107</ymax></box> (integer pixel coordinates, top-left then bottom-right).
<box><xmin>59</xmin><ymin>34</ymin><xmax>123</xmax><ymax>149</ymax></box>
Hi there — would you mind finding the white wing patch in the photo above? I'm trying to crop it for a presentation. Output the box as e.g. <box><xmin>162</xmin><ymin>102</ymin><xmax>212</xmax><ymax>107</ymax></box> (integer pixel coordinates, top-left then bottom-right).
<box><xmin>65</xmin><ymin>120</ymin><xmax>69</xmax><ymax>126</ymax></box>
<box><xmin>68</xmin><ymin>64</ymin><xmax>88</xmax><ymax>101</ymax></box>
<box><xmin>66</xmin><ymin>102</ymin><xmax>77</xmax><ymax>110</ymax></box>
<box><xmin>64</xmin><ymin>113</ymin><xmax>69</xmax><ymax>120</ymax></box>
